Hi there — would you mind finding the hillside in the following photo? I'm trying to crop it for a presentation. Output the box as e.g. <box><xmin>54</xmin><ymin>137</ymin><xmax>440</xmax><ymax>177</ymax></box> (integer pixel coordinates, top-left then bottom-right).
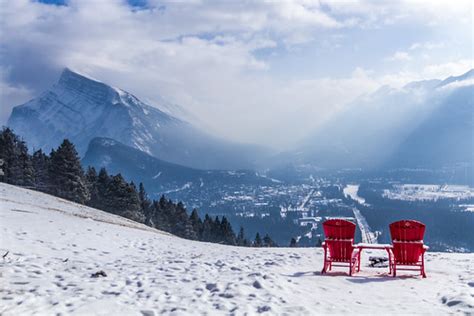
<box><xmin>82</xmin><ymin>137</ymin><xmax>274</xmax><ymax>195</ymax></box>
<box><xmin>0</xmin><ymin>183</ymin><xmax>473</xmax><ymax>315</ymax></box>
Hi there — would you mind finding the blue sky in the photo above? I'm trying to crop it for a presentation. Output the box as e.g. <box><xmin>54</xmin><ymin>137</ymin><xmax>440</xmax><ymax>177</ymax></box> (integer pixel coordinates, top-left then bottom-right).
<box><xmin>1</xmin><ymin>0</ymin><xmax>472</xmax><ymax>146</ymax></box>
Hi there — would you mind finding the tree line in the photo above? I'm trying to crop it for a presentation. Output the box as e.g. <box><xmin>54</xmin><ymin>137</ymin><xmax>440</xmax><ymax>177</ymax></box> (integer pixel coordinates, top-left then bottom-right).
<box><xmin>0</xmin><ymin>127</ymin><xmax>276</xmax><ymax>247</ymax></box>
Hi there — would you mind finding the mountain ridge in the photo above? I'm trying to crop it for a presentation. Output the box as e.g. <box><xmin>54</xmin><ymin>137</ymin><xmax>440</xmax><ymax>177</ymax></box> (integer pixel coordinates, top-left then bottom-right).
<box><xmin>82</xmin><ymin>136</ymin><xmax>274</xmax><ymax>197</ymax></box>
<box><xmin>7</xmin><ymin>68</ymin><xmax>268</xmax><ymax>170</ymax></box>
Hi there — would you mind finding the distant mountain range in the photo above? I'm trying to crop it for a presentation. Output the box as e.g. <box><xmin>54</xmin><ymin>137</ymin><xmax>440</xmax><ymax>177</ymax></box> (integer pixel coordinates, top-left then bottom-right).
<box><xmin>82</xmin><ymin>137</ymin><xmax>274</xmax><ymax>196</ymax></box>
<box><xmin>287</xmin><ymin>69</ymin><xmax>474</xmax><ymax>170</ymax></box>
<box><xmin>7</xmin><ymin>67</ymin><xmax>473</xmax><ymax>182</ymax></box>
<box><xmin>7</xmin><ymin>68</ymin><xmax>268</xmax><ymax>170</ymax></box>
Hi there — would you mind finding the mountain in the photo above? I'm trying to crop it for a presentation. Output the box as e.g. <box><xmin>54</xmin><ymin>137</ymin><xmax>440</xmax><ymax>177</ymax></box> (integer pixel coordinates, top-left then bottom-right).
<box><xmin>388</xmin><ymin>83</ymin><xmax>474</xmax><ymax>169</ymax></box>
<box><xmin>82</xmin><ymin>137</ymin><xmax>274</xmax><ymax>197</ymax></box>
<box><xmin>290</xmin><ymin>69</ymin><xmax>474</xmax><ymax>170</ymax></box>
<box><xmin>7</xmin><ymin>68</ymin><xmax>268</xmax><ymax>170</ymax></box>
<box><xmin>2</xmin><ymin>182</ymin><xmax>473</xmax><ymax>314</ymax></box>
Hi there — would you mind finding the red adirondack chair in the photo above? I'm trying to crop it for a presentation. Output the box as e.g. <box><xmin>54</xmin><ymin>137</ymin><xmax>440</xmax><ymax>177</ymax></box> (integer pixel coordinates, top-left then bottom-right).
<box><xmin>389</xmin><ymin>220</ymin><xmax>429</xmax><ymax>278</ymax></box>
<box><xmin>321</xmin><ymin>219</ymin><xmax>360</xmax><ymax>276</ymax></box>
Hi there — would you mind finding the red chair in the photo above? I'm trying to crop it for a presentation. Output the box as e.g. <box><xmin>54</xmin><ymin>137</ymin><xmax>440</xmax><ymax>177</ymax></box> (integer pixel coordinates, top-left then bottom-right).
<box><xmin>389</xmin><ymin>220</ymin><xmax>429</xmax><ymax>278</ymax></box>
<box><xmin>321</xmin><ymin>219</ymin><xmax>360</xmax><ymax>276</ymax></box>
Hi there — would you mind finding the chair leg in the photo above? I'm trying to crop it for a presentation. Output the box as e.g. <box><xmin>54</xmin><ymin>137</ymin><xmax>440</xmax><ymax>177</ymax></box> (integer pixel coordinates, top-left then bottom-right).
<box><xmin>421</xmin><ymin>254</ymin><xmax>427</xmax><ymax>278</ymax></box>
<box><xmin>357</xmin><ymin>252</ymin><xmax>361</xmax><ymax>272</ymax></box>
<box><xmin>393</xmin><ymin>264</ymin><xmax>396</xmax><ymax>277</ymax></box>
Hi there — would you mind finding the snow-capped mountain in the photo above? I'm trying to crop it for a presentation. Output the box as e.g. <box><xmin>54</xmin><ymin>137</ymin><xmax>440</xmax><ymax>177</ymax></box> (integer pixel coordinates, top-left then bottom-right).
<box><xmin>7</xmin><ymin>68</ymin><xmax>267</xmax><ymax>170</ymax></box>
<box><xmin>82</xmin><ymin>137</ymin><xmax>273</xmax><ymax>196</ymax></box>
<box><xmin>289</xmin><ymin>69</ymin><xmax>474</xmax><ymax>170</ymax></box>
<box><xmin>1</xmin><ymin>182</ymin><xmax>473</xmax><ymax>315</ymax></box>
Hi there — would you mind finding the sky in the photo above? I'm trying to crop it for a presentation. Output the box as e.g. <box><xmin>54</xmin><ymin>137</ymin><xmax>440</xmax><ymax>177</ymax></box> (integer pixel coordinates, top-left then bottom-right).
<box><xmin>0</xmin><ymin>0</ymin><xmax>472</xmax><ymax>148</ymax></box>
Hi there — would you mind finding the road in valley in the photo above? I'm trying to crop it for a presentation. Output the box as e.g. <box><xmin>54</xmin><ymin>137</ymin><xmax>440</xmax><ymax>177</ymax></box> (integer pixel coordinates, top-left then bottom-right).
<box><xmin>344</xmin><ymin>184</ymin><xmax>377</xmax><ymax>244</ymax></box>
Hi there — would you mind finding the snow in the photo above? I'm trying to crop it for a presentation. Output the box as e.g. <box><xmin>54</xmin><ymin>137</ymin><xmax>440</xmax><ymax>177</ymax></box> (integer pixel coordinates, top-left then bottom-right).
<box><xmin>343</xmin><ymin>184</ymin><xmax>367</xmax><ymax>205</ymax></box>
<box><xmin>383</xmin><ymin>184</ymin><xmax>474</xmax><ymax>201</ymax></box>
<box><xmin>152</xmin><ymin>172</ymin><xmax>162</xmax><ymax>179</ymax></box>
<box><xmin>161</xmin><ymin>182</ymin><xmax>192</xmax><ymax>194</ymax></box>
<box><xmin>1</xmin><ymin>183</ymin><xmax>474</xmax><ymax>315</ymax></box>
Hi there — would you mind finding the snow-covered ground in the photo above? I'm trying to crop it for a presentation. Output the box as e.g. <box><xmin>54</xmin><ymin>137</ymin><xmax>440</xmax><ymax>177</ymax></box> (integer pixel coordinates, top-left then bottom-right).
<box><xmin>383</xmin><ymin>184</ymin><xmax>474</xmax><ymax>202</ymax></box>
<box><xmin>343</xmin><ymin>184</ymin><xmax>367</xmax><ymax>205</ymax></box>
<box><xmin>1</xmin><ymin>183</ymin><xmax>473</xmax><ymax>315</ymax></box>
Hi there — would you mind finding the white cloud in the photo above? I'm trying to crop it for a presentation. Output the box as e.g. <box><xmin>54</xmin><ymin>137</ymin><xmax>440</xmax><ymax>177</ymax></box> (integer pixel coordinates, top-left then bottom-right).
<box><xmin>0</xmin><ymin>0</ymin><xmax>472</xmax><ymax>148</ymax></box>
<box><xmin>387</xmin><ymin>51</ymin><xmax>412</xmax><ymax>62</ymax></box>
<box><xmin>409</xmin><ymin>41</ymin><xmax>445</xmax><ymax>51</ymax></box>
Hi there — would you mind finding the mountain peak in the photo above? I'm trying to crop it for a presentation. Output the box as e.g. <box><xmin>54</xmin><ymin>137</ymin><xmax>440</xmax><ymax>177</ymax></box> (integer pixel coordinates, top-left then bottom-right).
<box><xmin>57</xmin><ymin>68</ymin><xmax>114</xmax><ymax>96</ymax></box>
<box><xmin>438</xmin><ymin>68</ymin><xmax>474</xmax><ymax>88</ymax></box>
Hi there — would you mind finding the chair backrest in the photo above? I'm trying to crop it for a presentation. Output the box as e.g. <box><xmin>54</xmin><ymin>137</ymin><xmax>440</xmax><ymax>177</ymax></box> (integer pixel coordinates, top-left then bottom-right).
<box><xmin>323</xmin><ymin>219</ymin><xmax>356</xmax><ymax>240</ymax></box>
<box><xmin>389</xmin><ymin>220</ymin><xmax>426</xmax><ymax>242</ymax></box>
<box><xmin>326</xmin><ymin>239</ymin><xmax>355</xmax><ymax>261</ymax></box>
<box><xmin>323</xmin><ymin>219</ymin><xmax>356</xmax><ymax>261</ymax></box>
<box><xmin>392</xmin><ymin>241</ymin><xmax>424</xmax><ymax>264</ymax></box>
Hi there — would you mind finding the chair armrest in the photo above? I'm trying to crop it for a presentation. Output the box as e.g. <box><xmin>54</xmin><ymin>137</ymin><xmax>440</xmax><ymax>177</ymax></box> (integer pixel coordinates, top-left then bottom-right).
<box><xmin>423</xmin><ymin>245</ymin><xmax>429</xmax><ymax>252</ymax></box>
<box><xmin>351</xmin><ymin>247</ymin><xmax>360</xmax><ymax>257</ymax></box>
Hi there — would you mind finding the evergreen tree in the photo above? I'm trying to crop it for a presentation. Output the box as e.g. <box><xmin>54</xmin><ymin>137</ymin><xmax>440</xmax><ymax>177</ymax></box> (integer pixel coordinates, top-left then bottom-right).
<box><xmin>49</xmin><ymin>139</ymin><xmax>89</xmax><ymax>204</ymax></box>
<box><xmin>316</xmin><ymin>237</ymin><xmax>323</xmax><ymax>247</ymax></box>
<box><xmin>0</xmin><ymin>127</ymin><xmax>34</xmax><ymax>186</ymax></box>
<box><xmin>263</xmin><ymin>234</ymin><xmax>276</xmax><ymax>247</ymax></box>
<box><xmin>201</xmin><ymin>214</ymin><xmax>213</xmax><ymax>242</ymax></box>
<box><xmin>150</xmin><ymin>200</ymin><xmax>170</xmax><ymax>232</ymax></box>
<box><xmin>32</xmin><ymin>149</ymin><xmax>50</xmax><ymax>192</ymax></box>
<box><xmin>289</xmin><ymin>237</ymin><xmax>297</xmax><ymax>247</ymax></box>
<box><xmin>236</xmin><ymin>226</ymin><xmax>245</xmax><ymax>246</ymax></box>
<box><xmin>138</xmin><ymin>182</ymin><xmax>153</xmax><ymax>226</ymax></box>
<box><xmin>172</xmin><ymin>201</ymin><xmax>196</xmax><ymax>239</ymax></box>
<box><xmin>189</xmin><ymin>209</ymin><xmax>203</xmax><ymax>239</ymax></box>
<box><xmin>220</xmin><ymin>216</ymin><xmax>236</xmax><ymax>245</ymax></box>
<box><xmin>90</xmin><ymin>168</ymin><xmax>110</xmax><ymax>210</ymax></box>
<box><xmin>211</xmin><ymin>216</ymin><xmax>222</xmax><ymax>243</ymax></box>
<box><xmin>102</xmin><ymin>174</ymin><xmax>144</xmax><ymax>223</ymax></box>
<box><xmin>254</xmin><ymin>232</ymin><xmax>262</xmax><ymax>247</ymax></box>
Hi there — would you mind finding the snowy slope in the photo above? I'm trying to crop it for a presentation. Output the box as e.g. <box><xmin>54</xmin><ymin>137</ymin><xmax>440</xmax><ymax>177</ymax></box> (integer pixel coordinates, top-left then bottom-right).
<box><xmin>1</xmin><ymin>183</ymin><xmax>473</xmax><ymax>315</ymax></box>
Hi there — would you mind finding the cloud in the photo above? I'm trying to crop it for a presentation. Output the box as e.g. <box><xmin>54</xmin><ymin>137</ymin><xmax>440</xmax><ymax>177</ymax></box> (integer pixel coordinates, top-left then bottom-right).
<box><xmin>387</xmin><ymin>51</ymin><xmax>412</xmax><ymax>62</ymax></box>
<box><xmin>409</xmin><ymin>41</ymin><xmax>445</xmax><ymax>51</ymax></box>
<box><xmin>0</xmin><ymin>0</ymin><xmax>472</xmax><ymax>148</ymax></box>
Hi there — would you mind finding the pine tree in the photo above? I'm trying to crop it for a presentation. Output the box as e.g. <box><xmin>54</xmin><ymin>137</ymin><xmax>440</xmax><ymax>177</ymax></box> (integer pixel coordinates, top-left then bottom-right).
<box><xmin>32</xmin><ymin>149</ymin><xmax>50</xmax><ymax>192</ymax></box>
<box><xmin>263</xmin><ymin>234</ymin><xmax>276</xmax><ymax>247</ymax></box>
<box><xmin>316</xmin><ymin>237</ymin><xmax>323</xmax><ymax>247</ymax></box>
<box><xmin>189</xmin><ymin>209</ymin><xmax>203</xmax><ymax>239</ymax></box>
<box><xmin>90</xmin><ymin>168</ymin><xmax>110</xmax><ymax>210</ymax></box>
<box><xmin>150</xmin><ymin>200</ymin><xmax>169</xmax><ymax>232</ymax></box>
<box><xmin>102</xmin><ymin>174</ymin><xmax>144</xmax><ymax>223</ymax></box>
<box><xmin>236</xmin><ymin>226</ymin><xmax>245</xmax><ymax>246</ymax></box>
<box><xmin>49</xmin><ymin>139</ymin><xmax>89</xmax><ymax>204</ymax></box>
<box><xmin>254</xmin><ymin>232</ymin><xmax>262</xmax><ymax>247</ymax></box>
<box><xmin>85</xmin><ymin>166</ymin><xmax>99</xmax><ymax>207</ymax></box>
<box><xmin>0</xmin><ymin>128</ymin><xmax>34</xmax><ymax>186</ymax></box>
<box><xmin>171</xmin><ymin>201</ymin><xmax>196</xmax><ymax>239</ymax></box>
<box><xmin>289</xmin><ymin>237</ymin><xmax>297</xmax><ymax>247</ymax></box>
<box><xmin>220</xmin><ymin>216</ymin><xmax>236</xmax><ymax>245</ymax></box>
<box><xmin>138</xmin><ymin>182</ymin><xmax>153</xmax><ymax>226</ymax></box>
<box><xmin>201</xmin><ymin>214</ymin><xmax>213</xmax><ymax>242</ymax></box>
<box><xmin>211</xmin><ymin>216</ymin><xmax>222</xmax><ymax>243</ymax></box>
